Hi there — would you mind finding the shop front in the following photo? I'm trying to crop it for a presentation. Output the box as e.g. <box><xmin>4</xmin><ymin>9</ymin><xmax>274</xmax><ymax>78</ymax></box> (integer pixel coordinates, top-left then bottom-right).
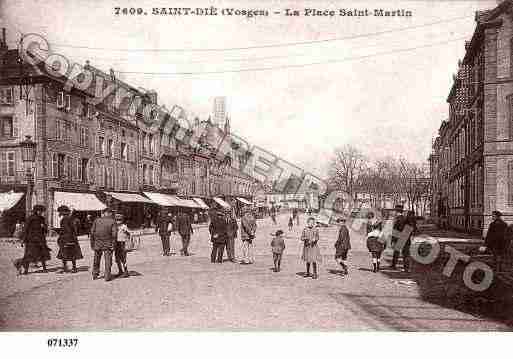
<box><xmin>0</xmin><ymin>191</ymin><xmax>25</xmax><ymax>236</ymax></box>
<box><xmin>52</xmin><ymin>191</ymin><xmax>106</xmax><ymax>232</ymax></box>
<box><xmin>103</xmin><ymin>192</ymin><xmax>157</xmax><ymax>229</ymax></box>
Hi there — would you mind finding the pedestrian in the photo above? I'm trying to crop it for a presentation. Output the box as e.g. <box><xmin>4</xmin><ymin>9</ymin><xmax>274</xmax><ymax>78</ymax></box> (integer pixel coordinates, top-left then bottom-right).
<box><xmin>240</xmin><ymin>209</ymin><xmax>257</xmax><ymax>264</ymax></box>
<box><xmin>209</xmin><ymin>207</ymin><xmax>228</xmax><ymax>263</ymax></box>
<box><xmin>71</xmin><ymin>211</ymin><xmax>81</xmax><ymax>236</ymax></box>
<box><xmin>366</xmin><ymin>212</ymin><xmax>381</xmax><ymax>234</ymax></box>
<box><xmin>293</xmin><ymin>208</ymin><xmax>299</xmax><ymax>226</ymax></box>
<box><xmin>177</xmin><ymin>211</ymin><xmax>193</xmax><ymax>256</ymax></box>
<box><xmin>226</xmin><ymin>210</ymin><xmax>239</xmax><ymax>262</ymax></box>
<box><xmin>13</xmin><ymin>220</ymin><xmax>24</xmax><ymax>240</ymax></box>
<box><xmin>85</xmin><ymin>214</ymin><xmax>94</xmax><ymax>239</ymax></box>
<box><xmin>114</xmin><ymin>213</ymin><xmax>130</xmax><ymax>278</ymax></box>
<box><xmin>403</xmin><ymin>210</ymin><xmax>417</xmax><ymax>273</ymax></box>
<box><xmin>366</xmin><ymin>223</ymin><xmax>384</xmax><ymax>273</ymax></box>
<box><xmin>90</xmin><ymin>207</ymin><xmax>117</xmax><ymax>281</ymax></box>
<box><xmin>480</xmin><ymin>210</ymin><xmax>510</xmax><ymax>272</ymax></box>
<box><xmin>13</xmin><ymin>205</ymin><xmax>51</xmax><ymax>275</ymax></box>
<box><xmin>288</xmin><ymin>215</ymin><xmax>294</xmax><ymax>231</ymax></box>
<box><xmin>270</xmin><ymin>229</ymin><xmax>285</xmax><ymax>272</ymax></box>
<box><xmin>390</xmin><ymin>205</ymin><xmax>407</xmax><ymax>270</ymax></box>
<box><xmin>334</xmin><ymin>217</ymin><xmax>351</xmax><ymax>275</ymax></box>
<box><xmin>300</xmin><ymin>217</ymin><xmax>322</xmax><ymax>279</ymax></box>
<box><xmin>56</xmin><ymin>205</ymin><xmax>83</xmax><ymax>273</ymax></box>
<box><xmin>270</xmin><ymin>206</ymin><xmax>277</xmax><ymax>225</ymax></box>
<box><xmin>156</xmin><ymin>209</ymin><xmax>172</xmax><ymax>256</ymax></box>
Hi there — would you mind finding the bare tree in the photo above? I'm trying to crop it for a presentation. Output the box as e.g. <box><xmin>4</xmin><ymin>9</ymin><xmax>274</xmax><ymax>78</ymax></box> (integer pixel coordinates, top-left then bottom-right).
<box><xmin>328</xmin><ymin>145</ymin><xmax>367</xmax><ymax>202</ymax></box>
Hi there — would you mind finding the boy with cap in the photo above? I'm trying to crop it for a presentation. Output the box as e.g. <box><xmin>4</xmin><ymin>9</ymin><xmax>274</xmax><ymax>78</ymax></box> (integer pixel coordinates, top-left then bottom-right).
<box><xmin>270</xmin><ymin>230</ymin><xmax>285</xmax><ymax>272</ymax></box>
<box><xmin>114</xmin><ymin>213</ymin><xmax>130</xmax><ymax>278</ymax></box>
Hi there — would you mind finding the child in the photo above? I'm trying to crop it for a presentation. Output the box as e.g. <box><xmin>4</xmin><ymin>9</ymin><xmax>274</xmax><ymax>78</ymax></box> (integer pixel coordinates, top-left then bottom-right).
<box><xmin>288</xmin><ymin>215</ymin><xmax>293</xmax><ymax>231</ymax></box>
<box><xmin>114</xmin><ymin>214</ymin><xmax>130</xmax><ymax>278</ymax></box>
<box><xmin>300</xmin><ymin>217</ymin><xmax>322</xmax><ymax>279</ymax></box>
<box><xmin>334</xmin><ymin>218</ymin><xmax>351</xmax><ymax>275</ymax></box>
<box><xmin>367</xmin><ymin>227</ymin><xmax>385</xmax><ymax>273</ymax></box>
<box><xmin>270</xmin><ymin>230</ymin><xmax>285</xmax><ymax>272</ymax></box>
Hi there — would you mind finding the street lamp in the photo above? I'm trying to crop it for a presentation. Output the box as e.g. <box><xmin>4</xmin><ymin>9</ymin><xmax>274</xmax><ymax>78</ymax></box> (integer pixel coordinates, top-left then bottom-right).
<box><xmin>20</xmin><ymin>135</ymin><xmax>37</xmax><ymax>218</ymax></box>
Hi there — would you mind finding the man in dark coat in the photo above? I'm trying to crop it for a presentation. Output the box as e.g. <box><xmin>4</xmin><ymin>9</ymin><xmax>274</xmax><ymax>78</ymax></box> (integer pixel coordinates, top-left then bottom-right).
<box><xmin>225</xmin><ymin>211</ymin><xmax>239</xmax><ymax>262</ymax></box>
<box><xmin>176</xmin><ymin>211</ymin><xmax>193</xmax><ymax>256</ymax></box>
<box><xmin>156</xmin><ymin>209</ymin><xmax>172</xmax><ymax>256</ymax></box>
<box><xmin>482</xmin><ymin>210</ymin><xmax>510</xmax><ymax>272</ymax></box>
<box><xmin>335</xmin><ymin>217</ymin><xmax>351</xmax><ymax>274</ymax></box>
<box><xmin>14</xmin><ymin>204</ymin><xmax>51</xmax><ymax>275</ymax></box>
<box><xmin>391</xmin><ymin>205</ymin><xmax>407</xmax><ymax>270</ymax></box>
<box><xmin>209</xmin><ymin>208</ymin><xmax>228</xmax><ymax>263</ymax></box>
<box><xmin>56</xmin><ymin>205</ymin><xmax>83</xmax><ymax>273</ymax></box>
<box><xmin>90</xmin><ymin>207</ymin><xmax>117</xmax><ymax>281</ymax></box>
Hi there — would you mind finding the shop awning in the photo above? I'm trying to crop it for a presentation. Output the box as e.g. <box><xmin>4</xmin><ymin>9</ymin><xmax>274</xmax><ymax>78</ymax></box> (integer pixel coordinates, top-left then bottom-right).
<box><xmin>236</xmin><ymin>197</ymin><xmax>253</xmax><ymax>205</ymax></box>
<box><xmin>143</xmin><ymin>192</ymin><xmax>185</xmax><ymax>207</ymax></box>
<box><xmin>0</xmin><ymin>191</ymin><xmax>24</xmax><ymax>212</ymax></box>
<box><xmin>54</xmin><ymin>191</ymin><xmax>106</xmax><ymax>211</ymax></box>
<box><xmin>105</xmin><ymin>192</ymin><xmax>156</xmax><ymax>204</ymax></box>
<box><xmin>179</xmin><ymin>198</ymin><xmax>202</xmax><ymax>208</ymax></box>
<box><xmin>193</xmin><ymin>198</ymin><xmax>209</xmax><ymax>209</ymax></box>
<box><xmin>213</xmin><ymin>197</ymin><xmax>231</xmax><ymax>209</ymax></box>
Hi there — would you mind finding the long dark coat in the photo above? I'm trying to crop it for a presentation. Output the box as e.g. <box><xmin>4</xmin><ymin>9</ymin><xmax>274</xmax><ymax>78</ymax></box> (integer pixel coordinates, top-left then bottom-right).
<box><xmin>90</xmin><ymin>216</ymin><xmax>117</xmax><ymax>251</ymax></box>
<box><xmin>21</xmin><ymin>214</ymin><xmax>51</xmax><ymax>262</ymax></box>
<box><xmin>485</xmin><ymin>218</ymin><xmax>509</xmax><ymax>256</ymax></box>
<box><xmin>335</xmin><ymin>224</ymin><xmax>351</xmax><ymax>258</ymax></box>
<box><xmin>209</xmin><ymin>211</ymin><xmax>228</xmax><ymax>244</ymax></box>
<box><xmin>57</xmin><ymin>215</ymin><xmax>83</xmax><ymax>261</ymax></box>
<box><xmin>226</xmin><ymin>216</ymin><xmax>238</xmax><ymax>239</ymax></box>
<box><xmin>176</xmin><ymin>213</ymin><xmax>193</xmax><ymax>237</ymax></box>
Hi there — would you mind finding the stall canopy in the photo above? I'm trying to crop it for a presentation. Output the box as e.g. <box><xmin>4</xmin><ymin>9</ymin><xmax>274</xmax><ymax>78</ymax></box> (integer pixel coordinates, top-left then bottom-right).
<box><xmin>105</xmin><ymin>192</ymin><xmax>156</xmax><ymax>204</ymax></box>
<box><xmin>236</xmin><ymin>197</ymin><xmax>253</xmax><ymax>205</ymax></box>
<box><xmin>193</xmin><ymin>198</ymin><xmax>209</xmax><ymax>209</ymax></box>
<box><xmin>143</xmin><ymin>192</ymin><xmax>186</xmax><ymax>207</ymax></box>
<box><xmin>54</xmin><ymin>191</ymin><xmax>106</xmax><ymax>211</ymax></box>
<box><xmin>0</xmin><ymin>191</ymin><xmax>24</xmax><ymax>212</ymax></box>
<box><xmin>179</xmin><ymin>198</ymin><xmax>202</xmax><ymax>208</ymax></box>
<box><xmin>213</xmin><ymin>197</ymin><xmax>231</xmax><ymax>209</ymax></box>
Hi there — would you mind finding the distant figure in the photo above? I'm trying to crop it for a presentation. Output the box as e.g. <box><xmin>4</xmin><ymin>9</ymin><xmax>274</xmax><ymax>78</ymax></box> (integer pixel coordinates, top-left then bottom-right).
<box><xmin>366</xmin><ymin>219</ymin><xmax>384</xmax><ymax>273</ymax></box>
<box><xmin>288</xmin><ymin>215</ymin><xmax>294</xmax><ymax>231</ymax></box>
<box><xmin>176</xmin><ymin>211</ymin><xmax>193</xmax><ymax>256</ymax></box>
<box><xmin>114</xmin><ymin>213</ymin><xmax>130</xmax><ymax>278</ymax></box>
<box><xmin>334</xmin><ymin>218</ymin><xmax>351</xmax><ymax>275</ymax></box>
<box><xmin>293</xmin><ymin>208</ymin><xmax>299</xmax><ymax>226</ymax></box>
<box><xmin>240</xmin><ymin>209</ymin><xmax>257</xmax><ymax>264</ymax></box>
<box><xmin>90</xmin><ymin>207</ymin><xmax>117</xmax><ymax>281</ymax></box>
<box><xmin>85</xmin><ymin>214</ymin><xmax>94</xmax><ymax>239</ymax></box>
<box><xmin>13</xmin><ymin>205</ymin><xmax>50</xmax><ymax>275</ymax></box>
<box><xmin>270</xmin><ymin>229</ymin><xmax>285</xmax><ymax>272</ymax></box>
<box><xmin>226</xmin><ymin>211</ymin><xmax>239</xmax><ymax>262</ymax></box>
<box><xmin>403</xmin><ymin>211</ymin><xmax>417</xmax><ymax>273</ymax></box>
<box><xmin>481</xmin><ymin>210</ymin><xmax>509</xmax><ymax>272</ymax></box>
<box><xmin>56</xmin><ymin>205</ymin><xmax>83</xmax><ymax>273</ymax></box>
<box><xmin>390</xmin><ymin>205</ymin><xmax>407</xmax><ymax>270</ymax></box>
<box><xmin>300</xmin><ymin>217</ymin><xmax>322</xmax><ymax>279</ymax></box>
<box><xmin>270</xmin><ymin>206</ymin><xmax>277</xmax><ymax>225</ymax></box>
<box><xmin>156</xmin><ymin>209</ymin><xmax>172</xmax><ymax>256</ymax></box>
<box><xmin>209</xmin><ymin>207</ymin><xmax>228</xmax><ymax>263</ymax></box>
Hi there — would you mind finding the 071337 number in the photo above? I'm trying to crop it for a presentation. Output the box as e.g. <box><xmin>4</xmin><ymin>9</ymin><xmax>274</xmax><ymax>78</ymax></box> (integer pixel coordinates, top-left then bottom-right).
<box><xmin>47</xmin><ymin>338</ymin><xmax>78</xmax><ymax>348</ymax></box>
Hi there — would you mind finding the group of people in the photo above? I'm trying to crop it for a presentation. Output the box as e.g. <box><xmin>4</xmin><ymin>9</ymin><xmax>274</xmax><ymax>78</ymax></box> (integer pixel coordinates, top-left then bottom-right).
<box><xmin>156</xmin><ymin>209</ymin><xmax>194</xmax><ymax>257</ymax></box>
<box><xmin>13</xmin><ymin>205</ymin><xmax>131</xmax><ymax>281</ymax></box>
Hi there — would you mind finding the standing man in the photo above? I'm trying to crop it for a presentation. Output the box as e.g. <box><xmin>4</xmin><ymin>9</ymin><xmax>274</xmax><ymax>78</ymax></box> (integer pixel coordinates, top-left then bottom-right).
<box><xmin>226</xmin><ymin>210</ymin><xmax>239</xmax><ymax>262</ymax></box>
<box><xmin>390</xmin><ymin>204</ymin><xmax>407</xmax><ymax>270</ymax></box>
<box><xmin>156</xmin><ymin>209</ymin><xmax>172</xmax><ymax>256</ymax></box>
<box><xmin>270</xmin><ymin>205</ymin><xmax>277</xmax><ymax>225</ymax></box>
<box><xmin>177</xmin><ymin>210</ymin><xmax>193</xmax><ymax>256</ymax></box>
<box><xmin>481</xmin><ymin>210</ymin><xmax>509</xmax><ymax>272</ymax></box>
<box><xmin>209</xmin><ymin>206</ymin><xmax>228</xmax><ymax>263</ymax></box>
<box><xmin>241</xmin><ymin>209</ymin><xmax>257</xmax><ymax>264</ymax></box>
<box><xmin>90</xmin><ymin>207</ymin><xmax>117</xmax><ymax>281</ymax></box>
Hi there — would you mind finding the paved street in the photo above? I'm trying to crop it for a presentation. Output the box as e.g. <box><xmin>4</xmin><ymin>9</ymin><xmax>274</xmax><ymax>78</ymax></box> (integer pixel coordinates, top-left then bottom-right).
<box><xmin>0</xmin><ymin>213</ymin><xmax>510</xmax><ymax>331</ymax></box>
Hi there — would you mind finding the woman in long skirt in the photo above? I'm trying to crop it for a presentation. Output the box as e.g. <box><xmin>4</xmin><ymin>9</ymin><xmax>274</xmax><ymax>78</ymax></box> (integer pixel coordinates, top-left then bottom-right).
<box><xmin>56</xmin><ymin>205</ymin><xmax>83</xmax><ymax>273</ymax></box>
<box><xmin>300</xmin><ymin>217</ymin><xmax>322</xmax><ymax>279</ymax></box>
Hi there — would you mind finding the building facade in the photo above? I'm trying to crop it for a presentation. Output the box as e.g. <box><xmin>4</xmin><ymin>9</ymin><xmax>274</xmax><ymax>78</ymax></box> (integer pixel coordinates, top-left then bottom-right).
<box><xmin>430</xmin><ymin>1</ymin><xmax>513</xmax><ymax>235</ymax></box>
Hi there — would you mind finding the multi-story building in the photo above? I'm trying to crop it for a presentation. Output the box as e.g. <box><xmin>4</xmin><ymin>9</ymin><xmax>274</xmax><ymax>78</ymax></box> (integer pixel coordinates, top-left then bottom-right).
<box><xmin>430</xmin><ymin>1</ymin><xmax>513</xmax><ymax>235</ymax></box>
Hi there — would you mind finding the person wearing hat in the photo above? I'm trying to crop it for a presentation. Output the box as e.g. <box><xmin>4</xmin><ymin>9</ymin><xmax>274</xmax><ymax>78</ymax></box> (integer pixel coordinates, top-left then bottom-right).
<box><xmin>56</xmin><ymin>205</ymin><xmax>83</xmax><ymax>273</ymax></box>
<box><xmin>481</xmin><ymin>210</ymin><xmax>509</xmax><ymax>272</ymax></box>
<box><xmin>114</xmin><ymin>213</ymin><xmax>130</xmax><ymax>278</ymax></box>
<box><xmin>300</xmin><ymin>216</ymin><xmax>322</xmax><ymax>279</ymax></box>
<box><xmin>209</xmin><ymin>205</ymin><xmax>228</xmax><ymax>263</ymax></box>
<box><xmin>240</xmin><ymin>208</ymin><xmax>257</xmax><ymax>264</ymax></box>
<box><xmin>270</xmin><ymin>229</ymin><xmax>285</xmax><ymax>272</ymax></box>
<box><xmin>334</xmin><ymin>217</ymin><xmax>351</xmax><ymax>275</ymax></box>
<box><xmin>90</xmin><ymin>207</ymin><xmax>117</xmax><ymax>281</ymax></box>
<box><xmin>390</xmin><ymin>204</ymin><xmax>407</xmax><ymax>270</ymax></box>
<box><xmin>13</xmin><ymin>204</ymin><xmax>50</xmax><ymax>275</ymax></box>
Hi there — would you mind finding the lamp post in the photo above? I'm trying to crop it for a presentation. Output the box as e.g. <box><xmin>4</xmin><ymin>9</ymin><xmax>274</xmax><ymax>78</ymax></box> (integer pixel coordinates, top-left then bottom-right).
<box><xmin>20</xmin><ymin>135</ymin><xmax>37</xmax><ymax>218</ymax></box>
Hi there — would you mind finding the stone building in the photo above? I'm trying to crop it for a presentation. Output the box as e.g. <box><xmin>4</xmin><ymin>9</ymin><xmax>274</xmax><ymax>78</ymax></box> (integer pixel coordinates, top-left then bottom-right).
<box><xmin>430</xmin><ymin>1</ymin><xmax>513</xmax><ymax>235</ymax></box>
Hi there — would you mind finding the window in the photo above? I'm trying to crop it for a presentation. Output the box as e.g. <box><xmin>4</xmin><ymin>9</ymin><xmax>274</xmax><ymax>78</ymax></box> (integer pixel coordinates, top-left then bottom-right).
<box><xmin>77</xmin><ymin>157</ymin><xmax>82</xmax><ymax>181</ymax></box>
<box><xmin>65</xmin><ymin>94</ymin><xmax>71</xmax><ymax>112</ymax></box>
<box><xmin>0</xmin><ymin>87</ymin><xmax>14</xmax><ymax>105</ymax></box>
<box><xmin>80</xmin><ymin>158</ymin><xmax>88</xmax><ymax>183</ymax></box>
<box><xmin>0</xmin><ymin>151</ymin><xmax>15</xmax><ymax>177</ymax></box>
<box><xmin>149</xmin><ymin>134</ymin><xmax>154</xmax><ymax>154</ymax></box>
<box><xmin>121</xmin><ymin>142</ymin><xmax>127</xmax><ymax>160</ymax></box>
<box><xmin>80</xmin><ymin>127</ymin><xmax>87</xmax><ymax>147</ymax></box>
<box><xmin>107</xmin><ymin>139</ymin><xmax>113</xmax><ymax>157</ymax></box>
<box><xmin>52</xmin><ymin>153</ymin><xmax>58</xmax><ymax>177</ymax></box>
<box><xmin>57</xmin><ymin>91</ymin><xmax>64</xmax><ymax>108</ymax></box>
<box><xmin>66</xmin><ymin>156</ymin><xmax>73</xmax><ymax>180</ymax></box>
<box><xmin>0</xmin><ymin>116</ymin><xmax>14</xmax><ymax>137</ymax></box>
<box><xmin>143</xmin><ymin>164</ymin><xmax>148</xmax><ymax>184</ymax></box>
<box><xmin>98</xmin><ymin>136</ymin><xmax>105</xmax><ymax>154</ymax></box>
<box><xmin>57</xmin><ymin>154</ymin><xmax>65</xmax><ymax>178</ymax></box>
<box><xmin>149</xmin><ymin>165</ymin><xmax>154</xmax><ymax>185</ymax></box>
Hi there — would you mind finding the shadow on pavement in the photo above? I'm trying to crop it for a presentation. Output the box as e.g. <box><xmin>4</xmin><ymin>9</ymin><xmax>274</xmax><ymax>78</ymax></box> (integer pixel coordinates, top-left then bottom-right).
<box><xmin>328</xmin><ymin>269</ymin><xmax>346</xmax><ymax>276</ymax></box>
<box><xmin>357</xmin><ymin>267</ymin><xmax>374</xmax><ymax>272</ymax></box>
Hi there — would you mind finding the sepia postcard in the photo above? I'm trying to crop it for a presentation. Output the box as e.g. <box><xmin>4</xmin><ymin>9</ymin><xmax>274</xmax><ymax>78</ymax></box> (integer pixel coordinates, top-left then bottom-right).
<box><xmin>1</xmin><ymin>0</ymin><xmax>513</xmax><ymax>355</ymax></box>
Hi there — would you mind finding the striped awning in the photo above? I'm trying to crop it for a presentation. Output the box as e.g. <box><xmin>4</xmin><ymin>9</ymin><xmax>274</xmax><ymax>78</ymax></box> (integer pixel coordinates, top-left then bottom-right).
<box><xmin>105</xmin><ymin>192</ymin><xmax>156</xmax><ymax>204</ymax></box>
<box><xmin>54</xmin><ymin>191</ymin><xmax>106</xmax><ymax>211</ymax></box>
<box><xmin>213</xmin><ymin>197</ymin><xmax>231</xmax><ymax>209</ymax></box>
<box><xmin>143</xmin><ymin>192</ymin><xmax>184</xmax><ymax>207</ymax></box>
<box><xmin>0</xmin><ymin>191</ymin><xmax>24</xmax><ymax>212</ymax></box>
<box><xmin>193</xmin><ymin>198</ymin><xmax>209</xmax><ymax>209</ymax></box>
<box><xmin>179</xmin><ymin>198</ymin><xmax>202</xmax><ymax>208</ymax></box>
<box><xmin>236</xmin><ymin>197</ymin><xmax>253</xmax><ymax>205</ymax></box>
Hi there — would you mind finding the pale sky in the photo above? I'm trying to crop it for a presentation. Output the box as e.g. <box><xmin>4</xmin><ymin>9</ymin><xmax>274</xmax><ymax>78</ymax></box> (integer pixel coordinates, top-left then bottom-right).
<box><xmin>0</xmin><ymin>0</ymin><xmax>497</xmax><ymax>177</ymax></box>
